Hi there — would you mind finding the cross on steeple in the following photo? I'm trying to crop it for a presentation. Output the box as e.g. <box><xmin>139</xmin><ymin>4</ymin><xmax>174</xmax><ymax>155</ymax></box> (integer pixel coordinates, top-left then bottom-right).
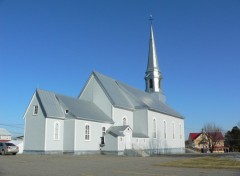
<box><xmin>149</xmin><ymin>14</ymin><xmax>153</xmax><ymax>23</ymax></box>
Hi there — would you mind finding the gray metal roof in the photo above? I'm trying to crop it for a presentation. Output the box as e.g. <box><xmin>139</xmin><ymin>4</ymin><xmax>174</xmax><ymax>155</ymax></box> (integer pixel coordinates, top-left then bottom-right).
<box><xmin>132</xmin><ymin>132</ymin><xmax>149</xmax><ymax>138</ymax></box>
<box><xmin>36</xmin><ymin>89</ymin><xmax>65</xmax><ymax>118</ymax></box>
<box><xmin>93</xmin><ymin>72</ymin><xmax>183</xmax><ymax>118</ymax></box>
<box><xmin>36</xmin><ymin>89</ymin><xmax>113</xmax><ymax>123</ymax></box>
<box><xmin>107</xmin><ymin>126</ymin><xmax>131</xmax><ymax>137</ymax></box>
<box><xmin>56</xmin><ymin>94</ymin><xmax>114</xmax><ymax>123</ymax></box>
<box><xmin>0</xmin><ymin>128</ymin><xmax>11</xmax><ymax>135</ymax></box>
<box><xmin>146</xmin><ymin>23</ymin><xmax>161</xmax><ymax>73</ymax></box>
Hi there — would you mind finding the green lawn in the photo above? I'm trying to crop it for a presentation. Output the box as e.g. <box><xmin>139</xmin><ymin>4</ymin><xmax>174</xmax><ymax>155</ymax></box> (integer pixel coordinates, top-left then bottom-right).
<box><xmin>155</xmin><ymin>156</ymin><xmax>240</xmax><ymax>169</ymax></box>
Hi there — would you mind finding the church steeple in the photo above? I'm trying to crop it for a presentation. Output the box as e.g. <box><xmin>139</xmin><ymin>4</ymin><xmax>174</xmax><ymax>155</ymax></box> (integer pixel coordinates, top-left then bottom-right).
<box><xmin>145</xmin><ymin>17</ymin><xmax>166</xmax><ymax>102</ymax></box>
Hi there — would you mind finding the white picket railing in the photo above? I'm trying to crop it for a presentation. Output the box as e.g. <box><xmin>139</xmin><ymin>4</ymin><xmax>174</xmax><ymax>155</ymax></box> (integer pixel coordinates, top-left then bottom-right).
<box><xmin>132</xmin><ymin>144</ymin><xmax>149</xmax><ymax>157</ymax></box>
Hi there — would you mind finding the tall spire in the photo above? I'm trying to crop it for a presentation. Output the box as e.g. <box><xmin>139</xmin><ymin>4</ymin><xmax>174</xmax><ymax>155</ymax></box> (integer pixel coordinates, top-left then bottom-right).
<box><xmin>145</xmin><ymin>16</ymin><xmax>166</xmax><ymax>102</ymax></box>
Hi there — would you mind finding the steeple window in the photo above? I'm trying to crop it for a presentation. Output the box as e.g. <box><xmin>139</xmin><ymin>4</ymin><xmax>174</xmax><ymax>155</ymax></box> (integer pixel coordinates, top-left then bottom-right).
<box><xmin>149</xmin><ymin>79</ymin><xmax>153</xmax><ymax>89</ymax></box>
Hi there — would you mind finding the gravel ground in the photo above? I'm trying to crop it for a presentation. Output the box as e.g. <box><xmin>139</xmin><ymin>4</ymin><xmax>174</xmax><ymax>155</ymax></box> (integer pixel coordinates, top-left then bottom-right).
<box><xmin>0</xmin><ymin>154</ymin><xmax>239</xmax><ymax>176</ymax></box>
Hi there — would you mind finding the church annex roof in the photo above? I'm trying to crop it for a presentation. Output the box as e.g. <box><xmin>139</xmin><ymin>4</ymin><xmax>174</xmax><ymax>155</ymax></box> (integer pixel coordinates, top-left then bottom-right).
<box><xmin>93</xmin><ymin>71</ymin><xmax>183</xmax><ymax>119</ymax></box>
<box><xmin>36</xmin><ymin>89</ymin><xmax>113</xmax><ymax>124</ymax></box>
<box><xmin>107</xmin><ymin>126</ymin><xmax>131</xmax><ymax>137</ymax></box>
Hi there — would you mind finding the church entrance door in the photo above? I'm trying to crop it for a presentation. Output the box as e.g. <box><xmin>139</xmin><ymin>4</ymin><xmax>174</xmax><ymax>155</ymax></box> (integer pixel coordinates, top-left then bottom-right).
<box><xmin>125</xmin><ymin>133</ymin><xmax>132</xmax><ymax>149</ymax></box>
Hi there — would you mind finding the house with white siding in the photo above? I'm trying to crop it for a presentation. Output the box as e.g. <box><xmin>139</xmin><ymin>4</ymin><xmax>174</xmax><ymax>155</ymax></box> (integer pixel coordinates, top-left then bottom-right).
<box><xmin>0</xmin><ymin>128</ymin><xmax>11</xmax><ymax>142</ymax></box>
<box><xmin>23</xmin><ymin>22</ymin><xmax>185</xmax><ymax>155</ymax></box>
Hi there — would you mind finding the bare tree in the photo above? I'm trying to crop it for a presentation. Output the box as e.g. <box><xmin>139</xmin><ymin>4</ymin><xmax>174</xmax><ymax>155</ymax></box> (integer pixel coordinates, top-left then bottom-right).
<box><xmin>203</xmin><ymin>123</ymin><xmax>223</xmax><ymax>153</ymax></box>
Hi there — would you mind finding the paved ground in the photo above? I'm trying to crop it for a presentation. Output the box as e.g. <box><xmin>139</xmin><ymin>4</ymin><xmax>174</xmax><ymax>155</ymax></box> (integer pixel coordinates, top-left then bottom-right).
<box><xmin>0</xmin><ymin>154</ymin><xmax>239</xmax><ymax>176</ymax></box>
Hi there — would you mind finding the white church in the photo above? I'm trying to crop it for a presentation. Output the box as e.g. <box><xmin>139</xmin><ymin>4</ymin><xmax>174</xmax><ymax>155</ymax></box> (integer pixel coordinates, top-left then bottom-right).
<box><xmin>23</xmin><ymin>22</ymin><xmax>185</xmax><ymax>155</ymax></box>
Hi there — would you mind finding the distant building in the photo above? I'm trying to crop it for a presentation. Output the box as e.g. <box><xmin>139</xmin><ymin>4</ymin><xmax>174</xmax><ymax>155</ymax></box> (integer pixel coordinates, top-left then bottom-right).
<box><xmin>23</xmin><ymin>22</ymin><xmax>185</xmax><ymax>155</ymax></box>
<box><xmin>188</xmin><ymin>132</ymin><xmax>225</xmax><ymax>153</ymax></box>
<box><xmin>0</xmin><ymin>128</ymin><xmax>11</xmax><ymax>142</ymax></box>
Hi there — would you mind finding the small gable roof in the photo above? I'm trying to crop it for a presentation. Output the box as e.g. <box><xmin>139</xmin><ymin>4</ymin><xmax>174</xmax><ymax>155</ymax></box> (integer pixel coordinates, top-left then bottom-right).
<box><xmin>208</xmin><ymin>132</ymin><xmax>224</xmax><ymax>140</ymax></box>
<box><xmin>35</xmin><ymin>89</ymin><xmax>113</xmax><ymax>124</ymax></box>
<box><xmin>107</xmin><ymin>126</ymin><xmax>131</xmax><ymax>137</ymax></box>
<box><xmin>188</xmin><ymin>133</ymin><xmax>201</xmax><ymax>141</ymax></box>
<box><xmin>92</xmin><ymin>71</ymin><xmax>183</xmax><ymax>118</ymax></box>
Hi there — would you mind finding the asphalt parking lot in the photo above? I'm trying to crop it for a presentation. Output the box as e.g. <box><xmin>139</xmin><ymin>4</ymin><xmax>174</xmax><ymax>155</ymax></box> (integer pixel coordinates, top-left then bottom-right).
<box><xmin>0</xmin><ymin>154</ymin><xmax>239</xmax><ymax>176</ymax></box>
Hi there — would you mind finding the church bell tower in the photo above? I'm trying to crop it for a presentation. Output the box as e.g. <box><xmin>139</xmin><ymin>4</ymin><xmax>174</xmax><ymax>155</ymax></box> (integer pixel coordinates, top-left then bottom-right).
<box><xmin>145</xmin><ymin>18</ymin><xmax>166</xmax><ymax>103</ymax></box>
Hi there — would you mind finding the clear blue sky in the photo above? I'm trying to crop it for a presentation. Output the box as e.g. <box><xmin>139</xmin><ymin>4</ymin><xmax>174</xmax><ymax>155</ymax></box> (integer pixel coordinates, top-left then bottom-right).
<box><xmin>0</xmin><ymin>0</ymin><xmax>239</xmax><ymax>137</ymax></box>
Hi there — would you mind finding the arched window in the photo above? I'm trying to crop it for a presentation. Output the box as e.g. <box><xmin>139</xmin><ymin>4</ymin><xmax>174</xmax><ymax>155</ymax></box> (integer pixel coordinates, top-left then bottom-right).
<box><xmin>179</xmin><ymin>124</ymin><xmax>182</xmax><ymax>139</ymax></box>
<box><xmin>149</xmin><ymin>79</ymin><xmax>153</xmax><ymax>89</ymax></box>
<box><xmin>85</xmin><ymin>124</ymin><xmax>90</xmax><ymax>141</ymax></box>
<box><xmin>123</xmin><ymin>117</ymin><xmax>127</xmax><ymax>126</ymax></box>
<box><xmin>33</xmin><ymin>105</ymin><xmax>39</xmax><ymax>115</ymax></box>
<box><xmin>102</xmin><ymin>126</ymin><xmax>106</xmax><ymax>137</ymax></box>
<box><xmin>172</xmin><ymin>122</ymin><xmax>175</xmax><ymax>139</ymax></box>
<box><xmin>164</xmin><ymin>121</ymin><xmax>167</xmax><ymax>139</ymax></box>
<box><xmin>153</xmin><ymin>118</ymin><xmax>157</xmax><ymax>138</ymax></box>
<box><xmin>54</xmin><ymin>122</ymin><xmax>60</xmax><ymax>140</ymax></box>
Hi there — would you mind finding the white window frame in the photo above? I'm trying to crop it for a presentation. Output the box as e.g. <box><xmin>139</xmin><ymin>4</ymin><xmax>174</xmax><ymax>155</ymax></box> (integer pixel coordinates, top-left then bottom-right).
<box><xmin>85</xmin><ymin>123</ymin><xmax>91</xmax><ymax>141</ymax></box>
<box><xmin>33</xmin><ymin>105</ymin><xmax>39</xmax><ymax>115</ymax></box>
<box><xmin>53</xmin><ymin>122</ymin><xmax>60</xmax><ymax>140</ymax></box>
<box><xmin>153</xmin><ymin>118</ymin><xmax>157</xmax><ymax>139</ymax></box>
<box><xmin>122</xmin><ymin>116</ymin><xmax>128</xmax><ymax>126</ymax></box>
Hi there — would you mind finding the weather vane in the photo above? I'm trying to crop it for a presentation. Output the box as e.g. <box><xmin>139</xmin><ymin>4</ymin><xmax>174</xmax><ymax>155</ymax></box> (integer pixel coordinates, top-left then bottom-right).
<box><xmin>149</xmin><ymin>15</ymin><xmax>153</xmax><ymax>23</ymax></box>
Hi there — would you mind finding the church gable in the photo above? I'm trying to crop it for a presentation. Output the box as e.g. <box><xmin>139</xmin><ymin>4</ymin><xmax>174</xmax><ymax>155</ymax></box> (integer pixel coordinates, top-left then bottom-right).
<box><xmin>79</xmin><ymin>73</ymin><xmax>113</xmax><ymax>118</ymax></box>
<box><xmin>83</xmin><ymin>71</ymin><xmax>183</xmax><ymax>119</ymax></box>
<box><xmin>24</xmin><ymin>91</ymin><xmax>47</xmax><ymax>119</ymax></box>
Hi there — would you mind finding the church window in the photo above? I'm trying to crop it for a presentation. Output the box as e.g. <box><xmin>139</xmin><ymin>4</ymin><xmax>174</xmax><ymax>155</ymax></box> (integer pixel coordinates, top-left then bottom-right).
<box><xmin>179</xmin><ymin>124</ymin><xmax>182</xmax><ymax>139</ymax></box>
<box><xmin>164</xmin><ymin>121</ymin><xmax>167</xmax><ymax>139</ymax></box>
<box><xmin>102</xmin><ymin>126</ymin><xmax>106</xmax><ymax>136</ymax></box>
<box><xmin>101</xmin><ymin>127</ymin><xmax>106</xmax><ymax>145</ymax></box>
<box><xmin>153</xmin><ymin>118</ymin><xmax>157</xmax><ymax>138</ymax></box>
<box><xmin>33</xmin><ymin>105</ymin><xmax>38</xmax><ymax>115</ymax></box>
<box><xmin>172</xmin><ymin>122</ymin><xmax>175</xmax><ymax>139</ymax></box>
<box><xmin>85</xmin><ymin>124</ymin><xmax>90</xmax><ymax>141</ymax></box>
<box><xmin>54</xmin><ymin>122</ymin><xmax>60</xmax><ymax>140</ymax></box>
<box><xmin>149</xmin><ymin>79</ymin><xmax>153</xmax><ymax>89</ymax></box>
<box><xmin>123</xmin><ymin>117</ymin><xmax>127</xmax><ymax>126</ymax></box>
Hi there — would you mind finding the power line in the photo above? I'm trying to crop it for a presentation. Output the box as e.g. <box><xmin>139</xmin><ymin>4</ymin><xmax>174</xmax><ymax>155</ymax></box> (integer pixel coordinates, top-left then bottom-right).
<box><xmin>0</xmin><ymin>123</ymin><xmax>24</xmax><ymax>129</ymax></box>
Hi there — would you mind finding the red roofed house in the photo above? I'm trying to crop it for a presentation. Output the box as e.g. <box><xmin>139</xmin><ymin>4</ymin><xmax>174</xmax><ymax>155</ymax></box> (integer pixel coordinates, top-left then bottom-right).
<box><xmin>188</xmin><ymin>131</ymin><xmax>225</xmax><ymax>153</ymax></box>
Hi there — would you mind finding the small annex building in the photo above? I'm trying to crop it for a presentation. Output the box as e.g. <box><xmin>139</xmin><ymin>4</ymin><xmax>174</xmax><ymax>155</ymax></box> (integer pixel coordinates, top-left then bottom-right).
<box><xmin>23</xmin><ymin>22</ymin><xmax>185</xmax><ymax>155</ymax></box>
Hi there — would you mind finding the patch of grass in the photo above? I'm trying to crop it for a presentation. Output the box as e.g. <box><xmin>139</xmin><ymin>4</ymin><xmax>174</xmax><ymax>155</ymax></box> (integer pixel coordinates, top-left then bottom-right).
<box><xmin>155</xmin><ymin>156</ymin><xmax>240</xmax><ymax>169</ymax></box>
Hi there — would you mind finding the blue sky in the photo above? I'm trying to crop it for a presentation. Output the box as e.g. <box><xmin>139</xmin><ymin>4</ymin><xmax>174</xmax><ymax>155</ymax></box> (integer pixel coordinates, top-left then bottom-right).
<box><xmin>0</xmin><ymin>0</ymin><xmax>239</xmax><ymax>137</ymax></box>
